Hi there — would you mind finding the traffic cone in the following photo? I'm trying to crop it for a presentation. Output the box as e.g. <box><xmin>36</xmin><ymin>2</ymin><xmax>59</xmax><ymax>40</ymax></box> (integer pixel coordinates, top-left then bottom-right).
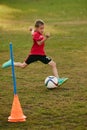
<box><xmin>8</xmin><ymin>94</ymin><xmax>26</xmax><ymax>122</ymax></box>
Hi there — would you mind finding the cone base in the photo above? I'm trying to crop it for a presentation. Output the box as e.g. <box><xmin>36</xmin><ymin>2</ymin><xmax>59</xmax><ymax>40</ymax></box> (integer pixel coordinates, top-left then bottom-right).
<box><xmin>8</xmin><ymin>95</ymin><xmax>27</xmax><ymax>123</ymax></box>
<box><xmin>8</xmin><ymin>119</ymin><xmax>26</xmax><ymax>122</ymax></box>
<box><xmin>8</xmin><ymin>115</ymin><xmax>26</xmax><ymax>122</ymax></box>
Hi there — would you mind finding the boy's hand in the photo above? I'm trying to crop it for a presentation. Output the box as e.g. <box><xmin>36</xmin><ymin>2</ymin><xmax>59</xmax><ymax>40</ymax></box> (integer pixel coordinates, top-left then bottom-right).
<box><xmin>45</xmin><ymin>33</ymin><xmax>50</xmax><ymax>39</ymax></box>
<box><xmin>29</xmin><ymin>27</ymin><xmax>34</xmax><ymax>35</ymax></box>
<box><xmin>29</xmin><ymin>27</ymin><xmax>33</xmax><ymax>32</ymax></box>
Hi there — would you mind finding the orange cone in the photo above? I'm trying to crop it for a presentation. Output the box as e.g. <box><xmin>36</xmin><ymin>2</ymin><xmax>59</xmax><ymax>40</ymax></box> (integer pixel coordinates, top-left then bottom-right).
<box><xmin>8</xmin><ymin>94</ymin><xmax>26</xmax><ymax>122</ymax></box>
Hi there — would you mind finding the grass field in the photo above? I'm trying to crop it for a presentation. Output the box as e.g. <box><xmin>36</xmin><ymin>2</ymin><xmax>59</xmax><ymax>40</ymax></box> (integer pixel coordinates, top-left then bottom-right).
<box><xmin>0</xmin><ymin>0</ymin><xmax>87</xmax><ymax>130</ymax></box>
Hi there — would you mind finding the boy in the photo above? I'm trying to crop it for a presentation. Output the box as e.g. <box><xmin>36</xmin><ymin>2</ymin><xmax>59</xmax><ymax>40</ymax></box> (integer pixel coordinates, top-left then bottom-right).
<box><xmin>2</xmin><ymin>20</ymin><xmax>68</xmax><ymax>86</ymax></box>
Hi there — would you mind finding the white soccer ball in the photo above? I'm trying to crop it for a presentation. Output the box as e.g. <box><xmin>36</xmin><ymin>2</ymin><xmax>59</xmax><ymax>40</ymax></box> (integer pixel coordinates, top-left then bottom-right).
<box><xmin>45</xmin><ymin>76</ymin><xmax>58</xmax><ymax>89</ymax></box>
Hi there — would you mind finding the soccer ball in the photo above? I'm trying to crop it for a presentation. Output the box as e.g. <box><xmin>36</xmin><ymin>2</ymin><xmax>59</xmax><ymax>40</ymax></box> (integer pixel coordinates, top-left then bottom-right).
<box><xmin>45</xmin><ymin>76</ymin><xmax>58</xmax><ymax>89</ymax></box>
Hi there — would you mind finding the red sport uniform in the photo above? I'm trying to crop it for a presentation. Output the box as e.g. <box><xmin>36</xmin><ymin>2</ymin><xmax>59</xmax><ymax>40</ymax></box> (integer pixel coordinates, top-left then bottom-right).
<box><xmin>25</xmin><ymin>31</ymin><xmax>52</xmax><ymax>64</ymax></box>
<box><xmin>30</xmin><ymin>31</ymin><xmax>45</xmax><ymax>55</ymax></box>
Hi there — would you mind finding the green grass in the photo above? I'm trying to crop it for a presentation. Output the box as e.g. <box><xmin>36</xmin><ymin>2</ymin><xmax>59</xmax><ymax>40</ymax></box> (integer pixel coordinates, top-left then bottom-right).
<box><xmin>0</xmin><ymin>0</ymin><xmax>87</xmax><ymax>130</ymax></box>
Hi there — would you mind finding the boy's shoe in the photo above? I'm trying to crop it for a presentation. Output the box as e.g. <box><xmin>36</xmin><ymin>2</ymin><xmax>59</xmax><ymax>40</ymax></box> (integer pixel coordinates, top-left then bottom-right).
<box><xmin>58</xmin><ymin>78</ymin><xmax>68</xmax><ymax>86</ymax></box>
<box><xmin>2</xmin><ymin>59</ymin><xmax>12</xmax><ymax>68</ymax></box>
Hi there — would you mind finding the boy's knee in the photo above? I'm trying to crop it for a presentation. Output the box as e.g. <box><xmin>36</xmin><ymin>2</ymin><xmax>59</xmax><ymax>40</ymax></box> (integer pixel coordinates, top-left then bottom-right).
<box><xmin>52</xmin><ymin>62</ymin><xmax>56</xmax><ymax>67</ymax></box>
<box><xmin>50</xmin><ymin>61</ymin><xmax>56</xmax><ymax>67</ymax></box>
<box><xmin>21</xmin><ymin>63</ymin><xmax>27</xmax><ymax>68</ymax></box>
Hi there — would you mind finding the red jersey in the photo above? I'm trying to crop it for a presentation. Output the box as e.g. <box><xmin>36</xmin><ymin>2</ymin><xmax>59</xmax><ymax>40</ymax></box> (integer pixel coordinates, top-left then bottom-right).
<box><xmin>30</xmin><ymin>31</ymin><xmax>46</xmax><ymax>55</ymax></box>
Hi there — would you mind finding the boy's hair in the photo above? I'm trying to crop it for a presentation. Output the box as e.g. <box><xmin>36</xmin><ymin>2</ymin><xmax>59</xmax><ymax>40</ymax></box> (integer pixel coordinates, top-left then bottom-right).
<box><xmin>35</xmin><ymin>20</ymin><xmax>44</xmax><ymax>28</ymax></box>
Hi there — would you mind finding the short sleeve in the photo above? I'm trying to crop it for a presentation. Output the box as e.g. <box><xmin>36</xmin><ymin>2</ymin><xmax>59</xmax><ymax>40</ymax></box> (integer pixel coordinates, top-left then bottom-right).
<box><xmin>33</xmin><ymin>33</ymin><xmax>44</xmax><ymax>41</ymax></box>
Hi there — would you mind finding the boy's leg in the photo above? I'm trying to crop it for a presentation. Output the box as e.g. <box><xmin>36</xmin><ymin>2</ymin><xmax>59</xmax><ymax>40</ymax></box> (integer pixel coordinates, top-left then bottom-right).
<box><xmin>2</xmin><ymin>60</ymin><xmax>28</xmax><ymax>69</ymax></box>
<box><xmin>14</xmin><ymin>62</ymin><xmax>27</xmax><ymax>68</ymax></box>
<box><xmin>39</xmin><ymin>55</ymin><xmax>68</xmax><ymax>86</ymax></box>
<box><xmin>39</xmin><ymin>56</ymin><xmax>59</xmax><ymax>78</ymax></box>
<box><xmin>2</xmin><ymin>55</ymin><xmax>38</xmax><ymax>69</ymax></box>
<box><xmin>48</xmin><ymin>60</ymin><xmax>68</xmax><ymax>86</ymax></box>
<box><xmin>48</xmin><ymin>60</ymin><xmax>59</xmax><ymax>78</ymax></box>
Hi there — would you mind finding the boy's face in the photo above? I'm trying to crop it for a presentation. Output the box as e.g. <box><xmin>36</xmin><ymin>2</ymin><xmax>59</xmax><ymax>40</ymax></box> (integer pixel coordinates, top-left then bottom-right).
<box><xmin>37</xmin><ymin>25</ymin><xmax>44</xmax><ymax>34</ymax></box>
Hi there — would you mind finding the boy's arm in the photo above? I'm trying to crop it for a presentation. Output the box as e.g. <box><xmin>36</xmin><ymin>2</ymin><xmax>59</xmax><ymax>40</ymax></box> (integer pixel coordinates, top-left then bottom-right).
<box><xmin>29</xmin><ymin>27</ymin><xmax>34</xmax><ymax>35</ymax></box>
<box><xmin>37</xmin><ymin>33</ymin><xmax>50</xmax><ymax>45</ymax></box>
